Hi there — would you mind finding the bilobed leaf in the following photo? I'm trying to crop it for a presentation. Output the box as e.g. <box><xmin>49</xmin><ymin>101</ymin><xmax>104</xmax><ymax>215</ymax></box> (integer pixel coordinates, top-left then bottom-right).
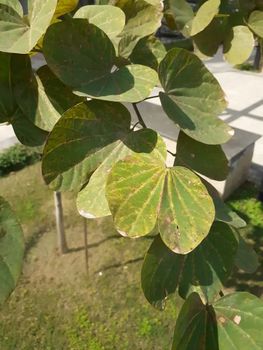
<box><xmin>248</xmin><ymin>11</ymin><xmax>263</xmax><ymax>38</ymax></box>
<box><xmin>130</xmin><ymin>36</ymin><xmax>166</xmax><ymax>70</ymax></box>
<box><xmin>42</xmin><ymin>100</ymin><xmax>132</xmax><ymax>191</ymax></box>
<box><xmin>141</xmin><ymin>222</ymin><xmax>238</xmax><ymax>308</ymax></box>
<box><xmin>176</xmin><ymin>131</ymin><xmax>229</xmax><ymax>181</ymax></box>
<box><xmin>159</xmin><ymin>48</ymin><xmax>232</xmax><ymax>145</ymax></box>
<box><xmin>235</xmin><ymin>234</ymin><xmax>259</xmax><ymax>273</ymax></box>
<box><xmin>168</xmin><ymin>0</ymin><xmax>194</xmax><ymax>35</ymax></box>
<box><xmin>191</xmin><ymin>0</ymin><xmax>220</xmax><ymax>36</ymax></box>
<box><xmin>0</xmin><ymin>0</ymin><xmax>57</xmax><ymax>54</ymax></box>
<box><xmin>214</xmin><ymin>292</ymin><xmax>263</xmax><ymax>350</ymax></box>
<box><xmin>77</xmin><ymin>129</ymin><xmax>162</xmax><ymax>219</ymax></box>
<box><xmin>0</xmin><ymin>52</ymin><xmax>16</xmax><ymax>122</ymax></box>
<box><xmin>172</xmin><ymin>293</ymin><xmax>219</xmax><ymax>350</ymax></box>
<box><xmin>106</xmin><ymin>150</ymin><xmax>215</xmax><ymax>254</ymax></box>
<box><xmin>43</xmin><ymin>19</ymin><xmax>158</xmax><ymax>102</ymax></box>
<box><xmin>0</xmin><ymin>196</ymin><xmax>24</xmax><ymax>304</ymax></box>
<box><xmin>116</xmin><ymin>0</ymin><xmax>163</xmax><ymax>58</ymax></box>
<box><xmin>223</xmin><ymin>26</ymin><xmax>255</xmax><ymax>65</ymax></box>
<box><xmin>74</xmin><ymin>5</ymin><xmax>125</xmax><ymax>41</ymax></box>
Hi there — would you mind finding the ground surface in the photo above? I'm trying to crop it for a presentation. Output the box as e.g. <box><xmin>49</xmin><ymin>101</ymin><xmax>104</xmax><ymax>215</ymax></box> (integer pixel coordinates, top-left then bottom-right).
<box><xmin>0</xmin><ymin>163</ymin><xmax>262</xmax><ymax>350</ymax></box>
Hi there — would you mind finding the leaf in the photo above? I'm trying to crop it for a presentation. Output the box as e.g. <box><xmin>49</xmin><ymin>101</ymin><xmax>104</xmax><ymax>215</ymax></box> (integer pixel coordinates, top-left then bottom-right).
<box><xmin>191</xmin><ymin>0</ymin><xmax>220</xmax><ymax>36</ymax></box>
<box><xmin>42</xmin><ymin>100</ymin><xmax>132</xmax><ymax>191</ymax></box>
<box><xmin>0</xmin><ymin>0</ymin><xmax>57</xmax><ymax>54</ymax></box>
<box><xmin>193</xmin><ymin>17</ymin><xmax>229</xmax><ymax>58</ymax></box>
<box><xmin>235</xmin><ymin>234</ymin><xmax>259</xmax><ymax>273</ymax></box>
<box><xmin>172</xmin><ymin>292</ymin><xmax>263</xmax><ymax>350</ymax></box>
<box><xmin>248</xmin><ymin>11</ymin><xmax>263</xmax><ymax>38</ymax></box>
<box><xmin>176</xmin><ymin>131</ymin><xmax>229</xmax><ymax>181</ymax></box>
<box><xmin>74</xmin><ymin>5</ymin><xmax>125</xmax><ymax>41</ymax></box>
<box><xmin>203</xmin><ymin>180</ymin><xmax>247</xmax><ymax>229</ymax></box>
<box><xmin>54</xmin><ymin>0</ymin><xmax>78</xmax><ymax>18</ymax></box>
<box><xmin>0</xmin><ymin>196</ymin><xmax>24</xmax><ymax>304</ymax></box>
<box><xmin>11</xmin><ymin>108</ymin><xmax>48</xmax><ymax>147</ymax></box>
<box><xmin>43</xmin><ymin>19</ymin><xmax>158</xmax><ymax>102</ymax></box>
<box><xmin>106</xmin><ymin>151</ymin><xmax>215</xmax><ymax>254</ymax></box>
<box><xmin>214</xmin><ymin>292</ymin><xmax>263</xmax><ymax>350</ymax></box>
<box><xmin>141</xmin><ymin>222</ymin><xmax>238</xmax><ymax>308</ymax></box>
<box><xmin>116</xmin><ymin>0</ymin><xmax>163</xmax><ymax>58</ymax></box>
<box><xmin>159</xmin><ymin>48</ymin><xmax>232</xmax><ymax>145</ymax></box>
<box><xmin>172</xmin><ymin>293</ymin><xmax>219</xmax><ymax>350</ymax></box>
<box><xmin>77</xmin><ymin>129</ymin><xmax>162</xmax><ymax>219</ymax></box>
<box><xmin>168</xmin><ymin>0</ymin><xmax>194</xmax><ymax>34</ymax></box>
<box><xmin>11</xmin><ymin>55</ymin><xmax>82</xmax><ymax>132</ymax></box>
<box><xmin>0</xmin><ymin>52</ymin><xmax>16</xmax><ymax>122</ymax></box>
<box><xmin>223</xmin><ymin>26</ymin><xmax>255</xmax><ymax>65</ymax></box>
<box><xmin>0</xmin><ymin>0</ymin><xmax>23</xmax><ymax>16</ymax></box>
<box><xmin>130</xmin><ymin>36</ymin><xmax>166</xmax><ymax>70</ymax></box>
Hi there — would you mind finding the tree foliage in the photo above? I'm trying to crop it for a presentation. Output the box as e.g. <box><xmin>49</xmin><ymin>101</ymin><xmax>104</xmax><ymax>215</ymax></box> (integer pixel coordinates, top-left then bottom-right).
<box><xmin>0</xmin><ymin>0</ymin><xmax>262</xmax><ymax>347</ymax></box>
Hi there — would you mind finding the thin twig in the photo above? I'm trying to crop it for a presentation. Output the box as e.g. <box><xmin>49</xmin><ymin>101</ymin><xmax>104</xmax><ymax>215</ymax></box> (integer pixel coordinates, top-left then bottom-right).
<box><xmin>167</xmin><ymin>150</ymin><xmax>176</xmax><ymax>157</ymax></box>
<box><xmin>132</xmin><ymin>122</ymin><xmax>141</xmax><ymax>131</ymax></box>
<box><xmin>132</xmin><ymin>103</ymin><xmax>147</xmax><ymax>128</ymax></box>
<box><xmin>143</xmin><ymin>95</ymin><xmax>159</xmax><ymax>101</ymax></box>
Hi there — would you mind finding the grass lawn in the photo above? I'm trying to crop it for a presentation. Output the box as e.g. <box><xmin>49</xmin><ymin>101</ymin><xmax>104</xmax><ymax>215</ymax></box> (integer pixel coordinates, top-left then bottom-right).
<box><xmin>0</xmin><ymin>163</ymin><xmax>262</xmax><ymax>349</ymax></box>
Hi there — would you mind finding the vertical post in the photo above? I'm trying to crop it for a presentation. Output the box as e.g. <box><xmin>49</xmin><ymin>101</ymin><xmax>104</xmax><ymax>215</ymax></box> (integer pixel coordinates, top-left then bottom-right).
<box><xmin>54</xmin><ymin>191</ymin><xmax>68</xmax><ymax>254</ymax></box>
<box><xmin>83</xmin><ymin>218</ymin><xmax>89</xmax><ymax>275</ymax></box>
<box><xmin>254</xmin><ymin>40</ymin><xmax>263</xmax><ymax>72</ymax></box>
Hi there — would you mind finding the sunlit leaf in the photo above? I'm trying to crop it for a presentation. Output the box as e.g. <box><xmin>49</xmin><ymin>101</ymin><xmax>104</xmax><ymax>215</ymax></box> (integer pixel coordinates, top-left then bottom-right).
<box><xmin>168</xmin><ymin>0</ymin><xmax>194</xmax><ymax>35</ymax></box>
<box><xmin>74</xmin><ymin>5</ymin><xmax>125</xmax><ymax>41</ymax></box>
<box><xmin>159</xmin><ymin>48</ymin><xmax>232</xmax><ymax>145</ymax></box>
<box><xmin>0</xmin><ymin>0</ymin><xmax>57</xmax><ymax>54</ymax></box>
<box><xmin>191</xmin><ymin>0</ymin><xmax>220</xmax><ymax>36</ymax></box>
<box><xmin>107</xmin><ymin>150</ymin><xmax>215</xmax><ymax>254</ymax></box>
<box><xmin>223</xmin><ymin>26</ymin><xmax>255</xmax><ymax>65</ymax></box>
<box><xmin>54</xmin><ymin>0</ymin><xmax>78</xmax><ymax>18</ymax></box>
<box><xmin>0</xmin><ymin>196</ymin><xmax>24</xmax><ymax>304</ymax></box>
<box><xmin>248</xmin><ymin>10</ymin><xmax>263</xmax><ymax>38</ymax></box>
<box><xmin>0</xmin><ymin>0</ymin><xmax>23</xmax><ymax>16</ymax></box>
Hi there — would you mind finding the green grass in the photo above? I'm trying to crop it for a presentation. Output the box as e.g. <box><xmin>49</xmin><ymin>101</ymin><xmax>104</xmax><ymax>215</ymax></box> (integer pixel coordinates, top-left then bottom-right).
<box><xmin>0</xmin><ymin>164</ymin><xmax>262</xmax><ymax>349</ymax></box>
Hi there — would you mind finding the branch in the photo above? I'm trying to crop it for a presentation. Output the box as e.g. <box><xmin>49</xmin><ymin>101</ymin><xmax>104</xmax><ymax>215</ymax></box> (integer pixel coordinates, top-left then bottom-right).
<box><xmin>167</xmin><ymin>150</ymin><xmax>176</xmax><ymax>157</ymax></box>
<box><xmin>143</xmin><ymin>95</ymin><xmax>159</xmax><ymax>101</ymax></box>
<box><xmin>132</xmin><ymin>103</ymin><xmax>147</xmax><ymax>128</ymax></box>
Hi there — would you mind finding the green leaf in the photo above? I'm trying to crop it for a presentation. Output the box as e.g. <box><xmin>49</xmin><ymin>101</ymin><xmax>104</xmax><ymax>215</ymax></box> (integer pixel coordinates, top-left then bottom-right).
<box><xmin>168</xmin><ymin>0</ymin><xmax>194</xmax><ymax>34</ymax></box>
<box><xmin>141</xmin><ymin>222</ymin><xmax>237</xmax><ymax>308</ymax></box>
<box><xmin>106</xmin><ymin>151</ymin><xmax>215</xmax><ymax>254</ymax></box>
<box><xmin>159</xmin><ymin>48</ymin><xmax>232</xmax><ymax>145</ymax></box>
<box><xmin>172</xmin><ymin>293</ymin><xmax>219</xmax><ymax>350</ymax></box>
<box><xmin>116</xmin><ymin>0</ymin><xmax>163</xmax><ymax>58</ymax></box>
<box><xmin>191</xmin><ymin>0</ymin><xmax>220</xmax><ymax>36</ymax></box>
<box><xmin>223</xmin><ymin>26</ymin><xmax>255</xmax><ymax>65</ymax></box>
<box><xmin>0</xmin><ymin>0</ymin><xmax>23</xmax><ymax>16</ymax></box>
<box><xmin>214</xmin><ymin>292</ymin><xmax>263</xmax><ymax>350</ymax></box>
<box><xmin>248</xmin><ymin>11</ymin><xmax>263</xmax><ymax>38</ymax></box>
<box><xmin>203</xmin><ymin>181</ymin><xmax>247</xmax><ymax>229</ymax></box>
<box><xmin>74</xmin><ymin>5</ymin><xmax>125</xmax><ymax>41</ymax></box>
<box><xmin>129</xmin><ymin>36</ymin><xmax>166</xmax><ymax>71</ymax></box>
<box><xmin>54</xmin><ymin>0</ymin><xmax>78</xmax><ymax>18</ymax></box>
<box><xmin>42</xmin><ymin>100</ymin><xmax>132</xmax><ymax>191</ymax></box>
<box><xmin>235</xmin><ymin>234</ymin><xmax>259</xmax><ymax>273</ymax></box>
<box><xmin>0</xmin><ymin>196</ymin><xmax>24</xmax><ymax>304</ymax></box>
<box><xmin>11</xmin><ymin>108</ymin><xmax>48</xmax><ymax>147</ymax></box>
<box><xmin>0</xmin><ymin>52</ymin><xmax>16</xmax><ymax>122</ymax></box>
<box><xmin>0</xmin><ymin>0</ymin><xmax>57</xmax><ymax>54</ymax></box>
<box><xmin>43</xmin><ymin>19</ymin><xmax>158</xmax><ymax>102</ymax></box>
<box><xmin>176</xmin><ymin>131</ymin><xmax>229</xmax><ymax>181</ymax></box>
<box><xmin>77</xmin><ymin>129</ymin><xmax>162</xmax><ymax>219</ymax></box>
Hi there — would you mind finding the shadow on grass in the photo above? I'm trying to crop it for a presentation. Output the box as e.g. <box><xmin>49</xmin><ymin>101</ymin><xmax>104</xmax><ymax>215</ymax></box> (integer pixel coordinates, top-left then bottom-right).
<box><xmin>95</xmin><ymin>257</ymin><xmax>144</xmax><ymax>274</ymax></box>
<box><xmin>226</xmin><ymin>182</ymin><xmax>263</xmax><ymax>296</ymax></box>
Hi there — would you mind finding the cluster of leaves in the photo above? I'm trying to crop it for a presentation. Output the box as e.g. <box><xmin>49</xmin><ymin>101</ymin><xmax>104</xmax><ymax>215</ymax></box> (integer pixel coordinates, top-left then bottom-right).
<box><xmin>165</xmin><ymin>0</ymin><xmax>263</xmax><ymax>64</ymax></box>
<box><xmin>0</xmin><ymin>0</ymin><xmax>263</xmax><ymax>348</ymax></box>
<box><xmin>0</xmin><ymin>144</ymin><xmax>41</xmax><ymax>176</ymax></box>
